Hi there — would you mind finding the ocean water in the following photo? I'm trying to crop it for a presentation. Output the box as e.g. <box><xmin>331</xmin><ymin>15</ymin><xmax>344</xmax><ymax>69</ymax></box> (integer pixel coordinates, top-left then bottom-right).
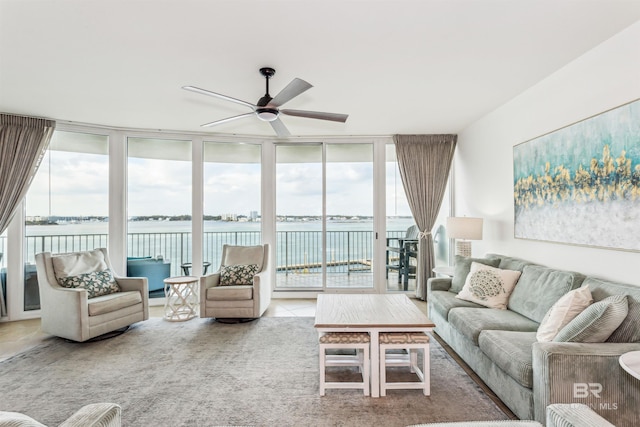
<box><xmin>23</xmin><ymin>218</ymin><xmax>416</xmax><ymax>275</ymax></box>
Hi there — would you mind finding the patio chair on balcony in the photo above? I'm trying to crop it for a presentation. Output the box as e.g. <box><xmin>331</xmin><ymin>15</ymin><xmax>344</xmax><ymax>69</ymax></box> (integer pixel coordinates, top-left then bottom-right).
<box><xmin>385</xmin><ymin>225</ymin><xmax>419</xmax><ymax>290</ymax></box>
<box><xmin>200</xmin><ymin>244</ymin><xmax>271</xmax><ymax>321</ymax></box>
<box><xmin>126</xmin><ymin>256</ymin><xmax>171</xmax><ymax>296</ymax></box>
<box><xmin>35</xmin><ymin>248</ymin><xmax>149</xmax><ymax>342</ymax></box>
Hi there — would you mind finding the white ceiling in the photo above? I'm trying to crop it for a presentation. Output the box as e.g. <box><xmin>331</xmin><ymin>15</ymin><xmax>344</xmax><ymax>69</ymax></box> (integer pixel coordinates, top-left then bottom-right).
<box><xmin>1</xmin><ymin>0</ymin><xmax>639</xmax><ymax>137</ymax></box>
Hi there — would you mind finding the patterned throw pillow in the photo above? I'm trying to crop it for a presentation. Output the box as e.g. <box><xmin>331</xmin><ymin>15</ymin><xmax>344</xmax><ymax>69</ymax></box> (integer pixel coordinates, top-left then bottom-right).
<box><xmin>456</xmin><ymin>262</ymin><xmax>522</xmax><ymax>309</ymax></box>
<box><xmin>57</xmin><ymin>269</ymin><xmax>121</xmax><ymax>298</ymax></box>
<box><xmin>450</xmin><ymin>255</ymin><xmax>500</xmax><ymax>293</ymax></box>
<box><xmin>220</xmin><ymin>264</ymin><xmax>259</xmax><ymax>286</ymax></box>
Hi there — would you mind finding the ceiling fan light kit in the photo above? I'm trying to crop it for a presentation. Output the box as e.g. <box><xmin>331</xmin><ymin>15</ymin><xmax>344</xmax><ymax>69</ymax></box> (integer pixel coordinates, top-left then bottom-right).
<box><xmin>183</xmin><ymin>67</ymin><xmax>348</xmax><ymax>137</ymax></box>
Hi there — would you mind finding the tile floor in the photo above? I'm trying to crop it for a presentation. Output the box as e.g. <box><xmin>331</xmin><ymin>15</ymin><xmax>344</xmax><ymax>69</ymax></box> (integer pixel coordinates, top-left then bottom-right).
<box><xmin>0</xmin><ymin>298</ymin><xmax>427</xmax><ymax>363</ymax></box>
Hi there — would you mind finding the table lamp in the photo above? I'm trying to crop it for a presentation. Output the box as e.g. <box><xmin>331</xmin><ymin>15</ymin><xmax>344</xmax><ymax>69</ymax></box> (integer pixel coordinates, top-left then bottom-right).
<box><xmin>446</xmin><ymin>217</ymin><xmax>483</xmax><ymax>257</ymax></box>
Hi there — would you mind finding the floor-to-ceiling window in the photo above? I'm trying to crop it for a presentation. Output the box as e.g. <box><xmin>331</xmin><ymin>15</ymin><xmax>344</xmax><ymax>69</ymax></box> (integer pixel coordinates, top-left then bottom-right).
<box><xmin>23</xmin><ymin>130</ymin><xmax>109</xmax><ymax>310</ymax></box>
<box><xmin>127</xmin><ymin>137</ymin><xmax>191</xmax><ymax>297</ymax></box>
<box><xmin>1</xmin><ymin>127</ymin><xmax>453</xmax><ymax>321</ymax></box>
<box><xmin>203</xmin><ymin>141</ymin><xmax>262</xmax><ymax>271</ymax></box>
<box><xmin>275</xmin><ymin>144</ymin><xmax>323</xmax><ymax>289</ymax></box>
<box><xmin>325</xmin><ymin>143</ymin><xmax>374</xmax><ymax>289</ymax></box>
<box><xmin>275</xmin><ymin>142</ymin><xmax>374</xmax><ymax>290</ymax></box>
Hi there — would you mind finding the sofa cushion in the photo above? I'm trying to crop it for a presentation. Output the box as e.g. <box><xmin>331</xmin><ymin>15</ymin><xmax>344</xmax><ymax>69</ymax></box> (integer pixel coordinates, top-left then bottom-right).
<box><xmin>448</xmin><ymin>307</ymin><xmax>539</xmax><ymax>345</ymax></box>
<box><xmin>583</xmin><ymin>277</ymin><xmax>640</xmax><ymax>343</ymax></box>
<box><xmin>485</xmin><ymin>253</ymin><xmax>540</xmax><ymax>272</ymax></box>
<box><xmin>536</xmin><ymin>286</ymin><xmax>593</xmax><ymax>342</ymax></box>
<box><xmin>207</xmin><ymin>285</ymin><xmax>253</xmax><ymax>301</ymax></box>
<box><xmin>450</xmin><ymin>255</ymin><xmax>500</xmax><ymax>293</ymax></box>
<box><xmin>553</xmin><ymin>294</ymin><xmax>628</xmax><ymax>343</ymax></box>
<box><xmin>478</xmin><ymin>330</ymin><xmax>537</xmax><ymax>388</ymax></box>
<box><xmin>88</xmin><ymin>291</ymin><xmax>142</xmax><ymax>316</ymax></box>
<box><xmin>429</xmin><ymin>290</ymin><xmax>484</xmax><ymax>320</ymax></box>
<box><xmin>507</xmin><ymin>265</ymin><xmax>585</xmax><ymax>323</ymax></box>
<box><xmin>456</xmin><ymin>262</ymin><xmax>521</xmax><ymax>309</ymax></box>
<box><xmin>222</xmin><ymin>245</ymin><xmax>264</xmax><ymax>271</ymax></box>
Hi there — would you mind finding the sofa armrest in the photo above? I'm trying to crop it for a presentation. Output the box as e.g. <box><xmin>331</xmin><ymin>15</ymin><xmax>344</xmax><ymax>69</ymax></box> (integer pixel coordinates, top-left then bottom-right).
<box><xmin>546</xmin><ymin>403</ymin><xmax>614</xmax><ymax>427</ymax></box>
<box><xmin>427</xmin><ymin>277</ymin><xmax>452</xmax><ymax>293</ymax></box>
<box><xmin>533</xmin><ymin>341</ymin><xmax>640</xmax><ymax>425</ymax></box>
<box><xmin>59</xmin><ymin>403</ymin><xmax>122</xmax><ymax>427</ymax></box>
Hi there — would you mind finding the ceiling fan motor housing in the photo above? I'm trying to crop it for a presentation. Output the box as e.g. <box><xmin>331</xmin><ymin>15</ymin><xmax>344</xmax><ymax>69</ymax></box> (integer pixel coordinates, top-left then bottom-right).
<box><xmin>256</xmin><ymin>108</ymin><xmax>279</xmax><ymax>122</ymax></box>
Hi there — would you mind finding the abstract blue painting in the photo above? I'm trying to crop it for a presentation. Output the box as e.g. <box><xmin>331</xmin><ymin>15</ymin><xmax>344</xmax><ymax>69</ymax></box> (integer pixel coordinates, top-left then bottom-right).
<box><xmin>513</xmin><ymin>99</ymin><xmax>640</xmax><ymax>251</ymax></box>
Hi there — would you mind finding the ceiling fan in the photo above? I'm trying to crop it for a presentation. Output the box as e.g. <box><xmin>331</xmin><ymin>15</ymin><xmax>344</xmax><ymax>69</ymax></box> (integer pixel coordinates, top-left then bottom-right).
<box><xmin>183</xmin><ymin>67</ymin><xmax>348</xmax><ymax>137</ymax></box>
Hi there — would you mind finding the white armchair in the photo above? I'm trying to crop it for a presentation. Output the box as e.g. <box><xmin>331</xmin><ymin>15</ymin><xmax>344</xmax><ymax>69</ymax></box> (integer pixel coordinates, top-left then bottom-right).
<box><xmin>200</xmin><ymin>244</ymin><xmax>271</xmax><ymax>319</ymax></box>
<box><xmin>35</xmin><ymin>248</ymin><xmax>149</xmax><ymax>342</ymax></box>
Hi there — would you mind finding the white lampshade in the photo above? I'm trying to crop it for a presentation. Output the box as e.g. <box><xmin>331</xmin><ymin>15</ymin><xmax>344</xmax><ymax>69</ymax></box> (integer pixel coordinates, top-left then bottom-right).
<box><xmin>446</xmin><ymin>217</ymin><xmax>483</xmax><ymax>240</ymax></box>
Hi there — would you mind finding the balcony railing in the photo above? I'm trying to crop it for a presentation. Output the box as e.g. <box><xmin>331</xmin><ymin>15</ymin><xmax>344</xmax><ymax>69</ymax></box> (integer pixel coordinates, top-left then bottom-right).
<box><xmin>16</xmin><ymin>230</ymin><xmax>406</xmax><ymax>277</ymax></box>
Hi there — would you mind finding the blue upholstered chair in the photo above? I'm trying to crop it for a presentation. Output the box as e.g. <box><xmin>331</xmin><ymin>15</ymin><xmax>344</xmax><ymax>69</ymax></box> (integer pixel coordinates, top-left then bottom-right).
<box><xmin>126</xmin><ymin>257</ymin><xmax>171</xmax><ymax>294</ymax></box>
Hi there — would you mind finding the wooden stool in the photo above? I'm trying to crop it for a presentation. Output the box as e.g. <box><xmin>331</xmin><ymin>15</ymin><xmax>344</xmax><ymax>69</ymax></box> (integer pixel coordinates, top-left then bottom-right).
<box><xmin>319</xmin><ymin>332</ymin><xmax>370</xmax><ymax>396</ymax></box>
<box><xmin>379</xmin><ymin>332</ymin><xmax>430</xmax><ymax>396</ymax></box>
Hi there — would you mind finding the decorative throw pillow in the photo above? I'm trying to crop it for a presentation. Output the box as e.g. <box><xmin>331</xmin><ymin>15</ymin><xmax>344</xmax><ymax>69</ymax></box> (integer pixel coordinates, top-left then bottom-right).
<box><xmin>536</xmin><ymin>286</ymin><xmax>593</xmax><ymax>342</ymax></box>
<box><xmin>57</xmin><ymin>269</ymin><xmax>121</xmax><ymax>298</ymax></box>
<box><xmin>553</xmin><ymin>294</ymin><xmax>628</xmax><ymax>343</ymax></box>
<box><xmin>456</xmin><ymin>262</ymin><xmax>522</xmax><ymax>309</ymax></box>
<box><xmin>450</xmin><ymin>255</ymin><xmax>500</xmax><ymax>293</ymax></box>
<box><xmin>220</xmin><ymin>264</ymin><xmax>259</xmax><ymax>286</ymax></box>
<box><xmin>52</xmin><ymin>249</ymin><xmax>109</xmax><ymax>279</ymax></box>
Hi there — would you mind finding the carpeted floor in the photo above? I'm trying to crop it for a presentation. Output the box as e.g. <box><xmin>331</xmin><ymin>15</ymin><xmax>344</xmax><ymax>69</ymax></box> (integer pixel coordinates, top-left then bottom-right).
<box><xmin>0</xmin><ymin>317</ymin><xmax>509</xmax><ymax>426</ymax></box>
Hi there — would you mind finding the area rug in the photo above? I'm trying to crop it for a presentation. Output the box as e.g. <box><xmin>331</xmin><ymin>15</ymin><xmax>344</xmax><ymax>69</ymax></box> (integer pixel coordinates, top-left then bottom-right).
<box><xmin>0</xmin><ymin>317</ymin><xmax>509</xmax><ymax>426</ymax></box>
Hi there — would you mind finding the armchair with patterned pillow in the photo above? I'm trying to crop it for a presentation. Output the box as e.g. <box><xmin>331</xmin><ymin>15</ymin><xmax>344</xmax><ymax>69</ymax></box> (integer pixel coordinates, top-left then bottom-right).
<box><xmin>35</xmin><ymin>248</ymin><xmax>148</xmax><ymax>342</ymax></box>
<box><xmin>199</xmin><ymin>244</ymin><xmax>271</xmax><ymax>320</ymax></box>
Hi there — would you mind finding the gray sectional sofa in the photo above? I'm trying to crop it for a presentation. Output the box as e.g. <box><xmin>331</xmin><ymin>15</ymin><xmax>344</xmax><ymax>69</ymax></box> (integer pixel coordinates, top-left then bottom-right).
<box><xmin>427</xmin><ymin>254</ymin><xmax>640</xmax><ymax>427</ymax></box>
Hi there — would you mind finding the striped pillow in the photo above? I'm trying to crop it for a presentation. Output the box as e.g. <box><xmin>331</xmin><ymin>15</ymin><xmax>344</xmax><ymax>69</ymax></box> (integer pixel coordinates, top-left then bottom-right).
<box><xmin>553</xmin><ymin>295</ymin><xmax>628</xmax><ymax>343</ymax></box>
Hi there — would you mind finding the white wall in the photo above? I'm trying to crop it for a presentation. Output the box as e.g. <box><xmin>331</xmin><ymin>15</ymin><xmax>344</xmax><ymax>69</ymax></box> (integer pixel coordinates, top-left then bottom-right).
<box><xmin>455</xmin><ymin>21</ymin><xmax>640</xmax><ymax>284</ymax></box>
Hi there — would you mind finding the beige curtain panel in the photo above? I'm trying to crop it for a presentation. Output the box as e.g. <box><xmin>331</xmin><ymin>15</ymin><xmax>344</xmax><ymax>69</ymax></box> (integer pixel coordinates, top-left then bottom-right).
<box><xmin>0</xmin><ymin>113</ymin><xmax>56</xmax><ymax>316</ymax></box>
<box><xmin>394</xmin><ymin>134</ymin><xmax>457</xmax><ymax>300</ymax></box>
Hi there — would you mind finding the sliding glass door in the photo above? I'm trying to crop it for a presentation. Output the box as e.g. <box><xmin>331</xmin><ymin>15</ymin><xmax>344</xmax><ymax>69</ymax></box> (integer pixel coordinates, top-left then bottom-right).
<box><xmin>275</xmin><ymin>142</ymin><xmax>374</xmax><ymax>290</ymax></box>
<box><xmin>275</xmin><ymin>144</ymin><xmax>323</xmax><ymax>289</ymax></box>
<box><xmin>326</xmin><ymin>143</ymin><xmax>374</xmax><ymax>289</ymax></box>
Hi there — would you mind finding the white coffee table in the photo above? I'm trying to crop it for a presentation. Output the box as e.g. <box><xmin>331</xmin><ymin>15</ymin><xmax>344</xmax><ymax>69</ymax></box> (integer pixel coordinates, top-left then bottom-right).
<box><xmin>315</xmin><ymin>294</ymin><xmax>434</xmax><ymax>397</ymax></box>
<box><xmin>163</xmin><ymin>276</ymin><xmax>199</xmax><ymax>321</ymax></box>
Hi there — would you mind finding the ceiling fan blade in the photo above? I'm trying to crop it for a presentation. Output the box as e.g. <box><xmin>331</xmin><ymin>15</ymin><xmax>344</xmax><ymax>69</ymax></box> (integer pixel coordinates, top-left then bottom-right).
<box><xmin>183</xmin><ymin>86</ymin><xmax>256</xmax><ymax>110</ymax></box>
<box><xmin>268</xmin><ymin>78</ymin><xmax>313</xmax><ymax>108</ymax></box>
<box><xmin>280</xmin><ymin>109</ymin><xmax>348</xmax><ymax>123</ymax></box>
<box><xmin>201</xmin><ymin>112</ymin><xmax>255</xmax><ymax>128</ymax></box>
<box><xmin>270</xmin><ymin>117</ymin><xmax>291</xmax><ymax>137</ymax></box>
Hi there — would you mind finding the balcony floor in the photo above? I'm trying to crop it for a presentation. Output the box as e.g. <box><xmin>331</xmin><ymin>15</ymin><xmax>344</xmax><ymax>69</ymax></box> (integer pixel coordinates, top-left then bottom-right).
<box><xmin>275</xmin><ymin>270</ymin><xmax>416</xmax><ymax>292</ymax></box>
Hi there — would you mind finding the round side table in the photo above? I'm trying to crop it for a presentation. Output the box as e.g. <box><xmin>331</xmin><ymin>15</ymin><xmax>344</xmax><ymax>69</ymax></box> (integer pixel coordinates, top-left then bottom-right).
<box><xmin>163</xmin><ymin>276</ymin><xmax>199</xmax><ymax>322</ymax></box>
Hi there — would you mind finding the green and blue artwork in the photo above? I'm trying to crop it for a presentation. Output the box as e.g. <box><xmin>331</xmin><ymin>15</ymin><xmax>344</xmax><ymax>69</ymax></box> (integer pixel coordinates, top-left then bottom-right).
<box><xmin>513</xmin><ymin>99</ymin><xmax>640</xmax><ymax>251</ymax></box>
